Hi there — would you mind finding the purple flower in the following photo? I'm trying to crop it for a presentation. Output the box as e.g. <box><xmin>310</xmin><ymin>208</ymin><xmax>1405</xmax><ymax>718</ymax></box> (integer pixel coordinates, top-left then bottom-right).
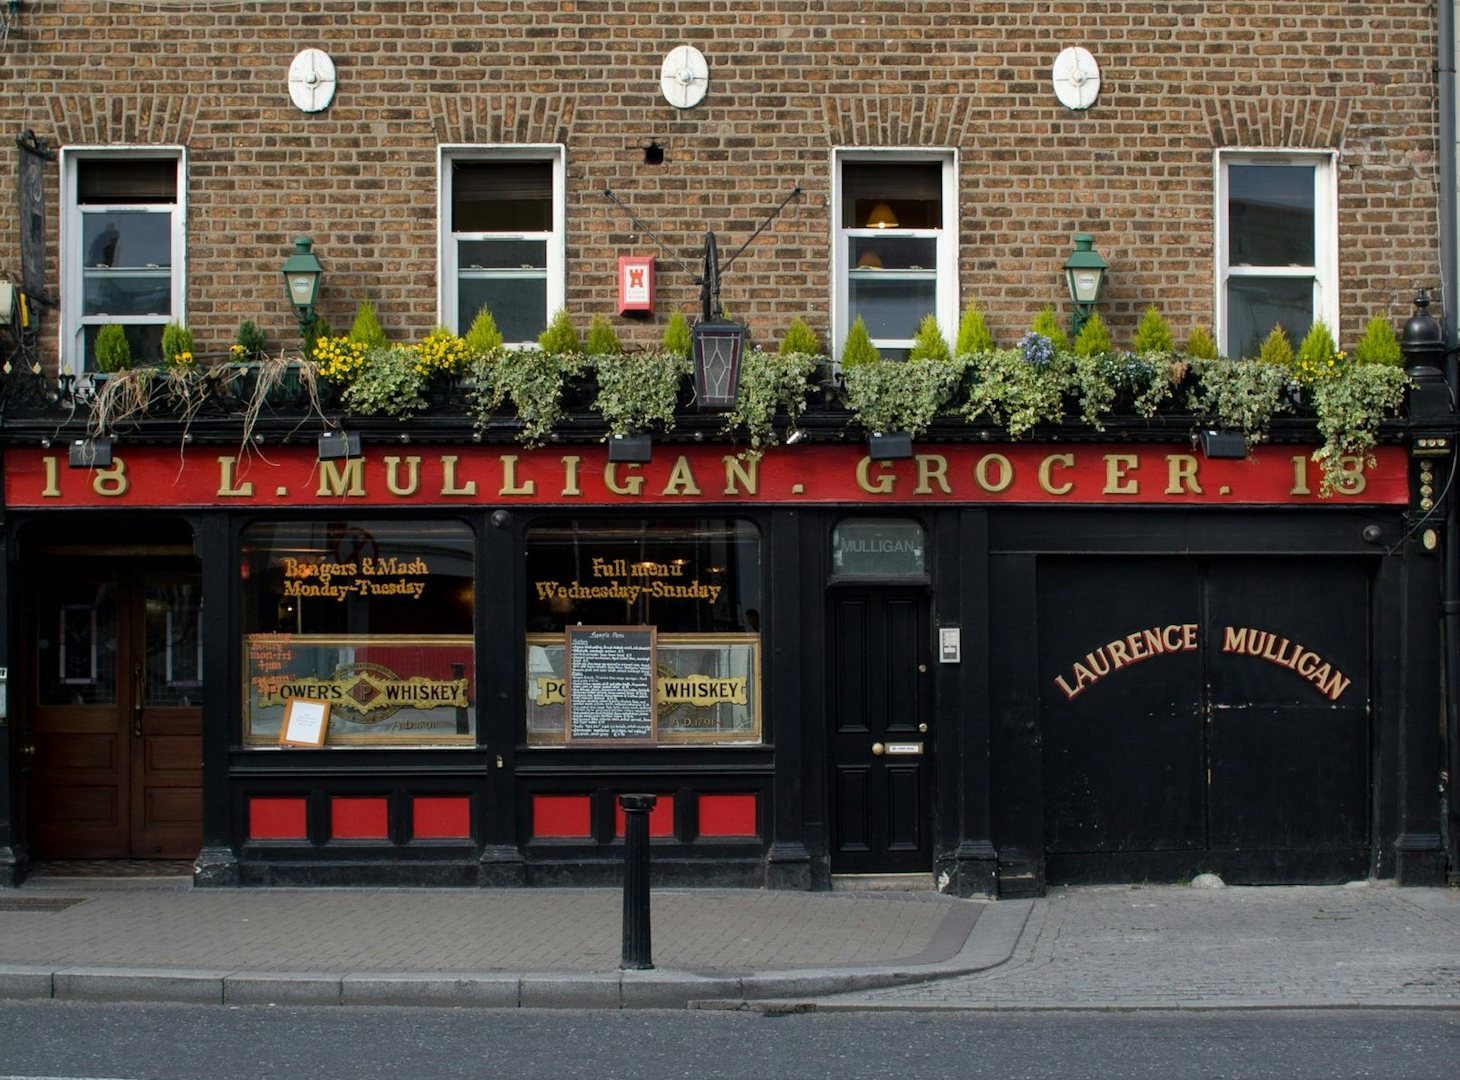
<box><xmin>1019</xmin><ymin>332</ymin><xmax>1054</xmax><ymax>367</ymax></box>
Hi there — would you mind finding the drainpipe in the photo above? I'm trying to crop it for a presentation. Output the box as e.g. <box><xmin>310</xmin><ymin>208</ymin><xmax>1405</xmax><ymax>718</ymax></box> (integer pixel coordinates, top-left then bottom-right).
<box><xmin>1438</xmin><ymin>0</ymin><xmax>1460</xmax><ymax>881</ymax></box>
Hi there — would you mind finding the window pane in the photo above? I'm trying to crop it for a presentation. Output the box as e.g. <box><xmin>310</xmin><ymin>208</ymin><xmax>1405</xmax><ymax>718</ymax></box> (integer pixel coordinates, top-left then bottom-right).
<box><xmin>240</xmin><ymin>521</ymin><xmax>476</xmax><ymax>747</ymax></box>
<box><xmin>83</xmin><ymin>323</ymin><xmax>164</xmax><ymax>367</ymax></box>
<box><xmin>77</xmin><ymin>159</ymin><xmax>176</xmax><ymax>204</ymax></box>
<box><xmin>842</xmin><ymin>161</ymin><xmax>941</xmax><ymax>229</ymax></box>
<box><xmin>1227</xmin><ymin>276</ymin><xmax>1314</xmax><ymax>359</ymax></box>
<box><xmin>850</xmin><ymin>235</ymin><xmax>936</xmax><ymax>270</ymax></box>
<box><xmin>1229</xmin><ymin>164</ymin><xmax>1315</xmax><ymax>266</ymax></box>
<box><xmin>849</xmin><ymin>273</ymin><xmax>937</xmax><ymax>342</ymax></box>
<box><xmin>458</xmin><ymin>276</ymin><xmax>547</xmax><ymax>343</ymax></box>
<box><xmin>84</xmin><ymin>212</ymin><xmax>172</xmax><ymax>268</ymax></box>
<box><xmin>83</xmin><ymin>272</ymin><xmax>172</xmax><ymax>317</ymax></box>
<box><xmin>452</xmin><ymin>161</ymin><xmax>552</xmax><ymax>232</ymax></box>
<box><xmin>458</xmin><ymin>238</ymin><xmax>547</xmax><ymax>269</ymax></box>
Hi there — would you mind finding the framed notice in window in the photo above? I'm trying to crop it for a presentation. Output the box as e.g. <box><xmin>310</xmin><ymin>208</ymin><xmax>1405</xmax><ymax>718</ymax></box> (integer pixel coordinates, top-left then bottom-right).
<box><xmin>565</xmin><ymin>626</ymin><xmax>657</xmax><ymax>744</ymax></box>
<box><xmin>279</xmin><ymin>697</ymin><xmax>331</xmax><ymax>748</ymax></box>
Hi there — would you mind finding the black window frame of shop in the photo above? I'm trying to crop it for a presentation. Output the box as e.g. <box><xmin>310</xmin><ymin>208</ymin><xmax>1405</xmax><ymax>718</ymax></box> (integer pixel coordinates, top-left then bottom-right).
<box><xmin>233</xmin><ymin>513</ymin><xmax>481</xmax><ymax>753</ymax></box>
<box><xmin>520</xmin><ymin>514</ymin><xmax>764</xmax><ymax>750</ymax></box>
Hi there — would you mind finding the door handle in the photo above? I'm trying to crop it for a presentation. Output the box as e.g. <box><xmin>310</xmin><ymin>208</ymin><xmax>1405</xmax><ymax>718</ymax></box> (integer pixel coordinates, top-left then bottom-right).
<box><xmin>132</xmin><ymin>660</ymin><xmax>144</xmax><ymax>738</ymax></box>
<box><xmin>871</xmin><ymin>742</ymin><xmax>885</xmax><ymax>756</ymax></box>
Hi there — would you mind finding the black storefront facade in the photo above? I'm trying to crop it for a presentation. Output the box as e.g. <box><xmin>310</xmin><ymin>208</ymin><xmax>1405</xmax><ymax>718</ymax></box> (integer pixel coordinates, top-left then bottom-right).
<box><xmin>0</xmin><ymin>415</ymin><xmax>1449</xmax><ymax>895</ymax></box>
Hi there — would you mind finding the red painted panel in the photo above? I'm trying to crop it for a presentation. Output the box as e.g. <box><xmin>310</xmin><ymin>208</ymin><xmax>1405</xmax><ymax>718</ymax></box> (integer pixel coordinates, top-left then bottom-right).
<box><xmin>413</xmin><ymin>796</ymin><xmax>471</xmax><ymax>839</ymax></box>
<box><xmin>2</xmin><ymin>444</ymin><xmax>1410</xmax><ymax>509</ymax></box>
<box><xmin>249</xmin><ymin>797</ymin><xmax>307</xmax><ymax>840</ymax></box>
<box><xmin>613</xmin><ymin>796</ymin><xmax>675</xmax><ymax>838</ymax></box>
<box><xmin>699</xmin><ymin>793</ymin><xmax>757</xmax><ymax>837</ymax></box>
<box><xmin>331</xmin><ymin>796</ymin><xmax>389</xmax><ymax>840</ymax></box>
<box><xmin>533</xmin><ymin>794</ymin><xmax>592</xmax><ymax>838</ymax></box>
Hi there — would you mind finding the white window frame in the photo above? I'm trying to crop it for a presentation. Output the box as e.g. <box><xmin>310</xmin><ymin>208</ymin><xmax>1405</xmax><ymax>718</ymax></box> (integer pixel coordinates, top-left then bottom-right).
<box><xmin>831</xmin><ymin>148</ymin><xmax>958</xmax><ymax>362</ymax></box>
<box><xmin>1215</xmin><ymin>148</ymin><xmax>1338</xmax><ymax>358</ymax></box>
<box><xmin>438</xmin><ymin>144</ymin><xmax>566</xmax><ymax>347</ymax></box>
<box><xmin>59</xmin><ymin>146</ymin><xmax>187</xmax><ymax>374</ymax></box>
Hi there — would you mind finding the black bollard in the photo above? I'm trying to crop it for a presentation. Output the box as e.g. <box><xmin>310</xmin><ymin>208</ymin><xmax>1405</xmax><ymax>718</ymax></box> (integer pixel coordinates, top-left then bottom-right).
<box><xmin>619</xmin><ymin>793</ymin><xmax>656</xmax><ymax>970</ymax></box>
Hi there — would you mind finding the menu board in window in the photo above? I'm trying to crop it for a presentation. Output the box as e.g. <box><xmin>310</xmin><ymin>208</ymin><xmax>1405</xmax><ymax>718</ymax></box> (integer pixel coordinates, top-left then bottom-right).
<box><xmin>565</xmin><ymin>626</ymin><xmax>657</xmax><ymax>744</ymax></box>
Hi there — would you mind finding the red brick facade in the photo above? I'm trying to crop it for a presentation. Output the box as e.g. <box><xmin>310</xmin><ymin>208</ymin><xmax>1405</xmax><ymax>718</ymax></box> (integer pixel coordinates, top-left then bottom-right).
<box><xmin>0</xmin><ymin>1</ymin><xmax>1441</xmax><ymax>363</ymax></box>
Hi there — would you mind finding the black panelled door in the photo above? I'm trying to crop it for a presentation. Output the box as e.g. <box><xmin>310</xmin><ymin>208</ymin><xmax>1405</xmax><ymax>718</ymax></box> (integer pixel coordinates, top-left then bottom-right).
<box><xmin>829</xmin><ymin>590</ymin><xmax>934</xmax><ymax>874</ymax></box>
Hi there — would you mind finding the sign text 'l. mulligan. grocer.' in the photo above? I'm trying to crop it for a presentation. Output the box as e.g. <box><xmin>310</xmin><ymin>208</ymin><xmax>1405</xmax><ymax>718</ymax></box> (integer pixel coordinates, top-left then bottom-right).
<box><xmin>5</xmin><ymin>444</ymin><xmax>1408</xmax><ymax>508</ymax></box>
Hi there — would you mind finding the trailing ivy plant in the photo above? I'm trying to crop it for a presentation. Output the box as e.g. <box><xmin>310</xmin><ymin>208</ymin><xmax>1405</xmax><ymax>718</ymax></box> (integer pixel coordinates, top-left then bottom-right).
<box><xmin>592</xmin><ymin>351</ymin><xmax>691</xmax><ymax>437</ymax></box>
<box><xmin>1065</xmin><ymin>352</ymin><xmax>1118</xmax><ymax>428</ymax></box>
<box><xmin>469</xmin><ymin>347</ymin><xmax>586</xmax><ymax>448</ymax></box>
<box><xmin>961</xmin><ymin>347</ymin><xmax>1065</xmax><ymax>438</ymax></box>
<box><xmin>341</xmin><ymin>345</ymin><xmax>428</xmax><ymax>418</ymax></box>
<box><xmin>1186</xmin><ymin>357</ymin><xmax>1293</xmax><ymax>446</ymax></box>
<box><xmin>1309</xmin><ymin>363</ymin><xmax>1410</xmax><ymax>496</ymax></box>
<box><xmin>843</xmin><ymin>356</ymin><xmax>965</xmax><ymax>438</ymax></box>
<box><xmin>723</xmin><ymin>347</ymin><xmax>820</xmax><ymax>454</ymax></box>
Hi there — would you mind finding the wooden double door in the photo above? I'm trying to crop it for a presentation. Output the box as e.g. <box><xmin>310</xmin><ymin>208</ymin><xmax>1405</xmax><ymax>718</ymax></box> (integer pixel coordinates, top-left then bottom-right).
<box><xmin>21</xmin><ymin>565</ymin><xmax>203</xmax><ymax>859</ymax></box>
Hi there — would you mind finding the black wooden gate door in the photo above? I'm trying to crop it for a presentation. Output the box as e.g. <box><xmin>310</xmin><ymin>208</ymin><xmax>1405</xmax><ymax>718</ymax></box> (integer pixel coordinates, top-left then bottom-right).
<box><xmin>1038</xmin><ymin>556</ymin><xmax>1371</xmax><ymax>883</ymax></box>
<box><xmin>829</xmin><ymin>590</ymin><xmax>934</xmax><ymax>874</ymax></box>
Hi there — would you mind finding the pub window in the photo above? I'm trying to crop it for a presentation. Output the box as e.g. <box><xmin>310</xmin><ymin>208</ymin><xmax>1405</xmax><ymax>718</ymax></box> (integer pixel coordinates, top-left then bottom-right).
<box><xmin>833</xmin><ymin>150</ymin><xmax>957</xmax><ymax>361</ymax></box>
<box><xmin>1216</xmin><ymin>150</ymin><xmax>1337</xmax><ymax>359</ymax></box>
<box><xmin>240</xmin><ymin>520</ymin><xmax>476</xmax><ymax>747</ymax></box>
<box><xmin>60</xmin><ymin>149</ymin><xmax>186</xmax><ymax>371</ymax></box>
<box><xmin>524</xmin><ymin>518</ymin><xmax>762</xmax><ymax>747</ymax></box>
<box><xmin>439</xmin><ymin>145</ymin><xmax>566</xmax><ymax>346</ymax></box>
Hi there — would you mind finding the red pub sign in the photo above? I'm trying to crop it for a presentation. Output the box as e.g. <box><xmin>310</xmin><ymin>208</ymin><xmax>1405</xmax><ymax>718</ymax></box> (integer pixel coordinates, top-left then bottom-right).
<box><xmin>4</xmin><ymin>443</ymin><xmax>1409</xmax><ymax>508</ymax></box>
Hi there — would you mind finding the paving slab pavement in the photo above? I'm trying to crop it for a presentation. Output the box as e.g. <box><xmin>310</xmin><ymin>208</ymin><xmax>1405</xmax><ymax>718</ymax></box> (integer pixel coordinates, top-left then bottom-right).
<box><xmin>0</xmin><ymin>875</ymin><xmax>1023</xmax><ymax>1009</ymax></box>
<box><xmin>789</xmin><ymin>882</ymin><xmax>1460</xmax><ymax>1013</ymax></box>
<box><xmin>2</xmin><ymin>876</ymin><xmax>1455</xmax><ymax>1012</ymax></box>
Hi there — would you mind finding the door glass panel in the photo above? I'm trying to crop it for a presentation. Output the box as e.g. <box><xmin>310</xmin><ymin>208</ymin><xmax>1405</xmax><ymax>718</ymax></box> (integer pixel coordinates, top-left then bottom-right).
<box><xmin>145</xmin><ymin>582</ymin><xmax>203</xmax><ymax>707</ymax></box>
<box><xmin>38</xmin><ymin>582</ymin><xmax>119</xmax><ymax>706</ymax></box>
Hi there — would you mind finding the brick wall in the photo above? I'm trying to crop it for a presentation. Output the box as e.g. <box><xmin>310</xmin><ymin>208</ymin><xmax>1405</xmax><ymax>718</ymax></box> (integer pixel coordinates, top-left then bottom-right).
<box><xmin>0</xmin><ymin>1</ymin><xmax>1440</xmax><ymax>366</ymax></box>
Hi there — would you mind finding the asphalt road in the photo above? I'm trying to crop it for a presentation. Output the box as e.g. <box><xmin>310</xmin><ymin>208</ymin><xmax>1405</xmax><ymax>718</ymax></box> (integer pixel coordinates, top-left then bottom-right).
<box><xmin>0</xmin><ymin>1002</ymin><xmax>1455</xmax><ymax>1080</ymax></box>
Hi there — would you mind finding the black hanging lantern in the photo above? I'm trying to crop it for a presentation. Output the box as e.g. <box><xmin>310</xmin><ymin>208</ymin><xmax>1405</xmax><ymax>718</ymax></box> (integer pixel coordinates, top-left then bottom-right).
<box><xmin>691</xmin><ymin>232</ymin><xmax>747</xmax><ymax>409</ymax></box>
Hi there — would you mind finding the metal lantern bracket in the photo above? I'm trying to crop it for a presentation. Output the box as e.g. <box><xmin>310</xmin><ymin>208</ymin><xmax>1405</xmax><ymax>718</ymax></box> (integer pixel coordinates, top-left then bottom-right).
<box><xmin>602</xmin><ymin>185</ymin><xmax>803</xmax><ymax>319</ymax></box>
<box><xmin>603</xmin><ymin>185</ymin><xmax>802</xmax><ymax>410</ymax></box>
